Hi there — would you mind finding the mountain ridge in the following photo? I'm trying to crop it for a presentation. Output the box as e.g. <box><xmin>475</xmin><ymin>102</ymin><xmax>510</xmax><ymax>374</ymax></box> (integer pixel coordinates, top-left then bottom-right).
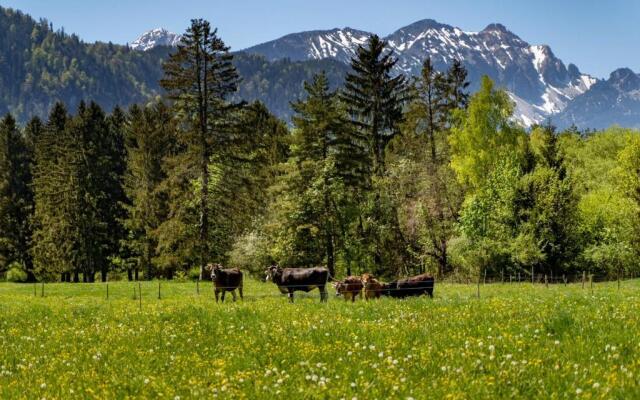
<box><xmin>238</xmin><ymin>20</ymin><xmax>597</xmax><ymax>126</ymax></box>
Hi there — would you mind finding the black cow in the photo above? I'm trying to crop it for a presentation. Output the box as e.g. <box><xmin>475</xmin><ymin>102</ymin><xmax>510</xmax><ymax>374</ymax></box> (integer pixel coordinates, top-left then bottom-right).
<box><xmin>382</xmin><ymin>274</ymin><xmax>434</xmax><ymax>298</ymax></box>
<box><xmin>265</xmin><ymin>265</ymin><xmax>329</xmax><ymax>303</ymax></box>
<box><xmin>206</xmin><ymin>263</ymin><xmax>243</xmax><ymax>303</ymax></box>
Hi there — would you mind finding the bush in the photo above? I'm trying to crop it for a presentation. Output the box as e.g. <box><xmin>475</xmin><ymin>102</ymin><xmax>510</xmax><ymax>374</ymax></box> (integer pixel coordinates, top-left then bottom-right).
<box><xmin>188</xmin><ymin>266</ymin><xmax>201</xmax><ymax>281</ymax></box>
<box><xmin>6</xmin><ymin>262</ymin><xmax>28</xmax><ymax>282</ymax></box>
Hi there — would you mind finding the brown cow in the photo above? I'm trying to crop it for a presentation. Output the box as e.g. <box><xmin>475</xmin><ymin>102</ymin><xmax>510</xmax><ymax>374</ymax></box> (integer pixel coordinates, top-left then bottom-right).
<box><xmin>361</xmin><ymin>273</ymin><xmax>384</xmax><ymax>300</ymax></box>
<box><xmin>206</xmin><ymin>263</ymin><xmax>243</xmax><ymax>303</ymax></box>
<box><xmin>334</xmin><ymin>276</ymin><xmax>364</xmax><ymax>302</ymax></box>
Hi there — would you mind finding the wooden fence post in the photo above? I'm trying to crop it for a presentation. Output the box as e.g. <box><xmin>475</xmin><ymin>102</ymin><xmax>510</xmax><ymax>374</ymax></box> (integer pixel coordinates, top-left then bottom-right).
<box><xmin>41</xmin><ymin>282</ymin><xmax>44</xmax><ymax>297</ymax></box>
<box><xmin>544</xmin><ymin>274</ymin><xmax>548</xmax><ymax>288</ymax></box>
<box><xmin>531</xmin><ymin>267</ymin><xmax>534</xmax><ymax>284</ymax></box>
<box><xmin>477</xmin><ymin>272</ymin><xmax>481</xmax><ymax>299</ymax></box>
<box><xmin>563</xmin><ymin>274</ymin><xmax>567</xmax><ymax>287</ymax></box>
<box><xmin>582</xmin><ymin>271</ymin><xmax>585</xmax><ymax>289</ymax></box>
<box><xmin>138</xmin><ymin>282</ymin><xmax>142</xmax><ymax>310</ymax></box>
<box><xmin>196</xmin><ymin>279</ymin><xmax>200</xmax><ymax>295</ymax></box>
<box><xmin>158</xmin><ymin>281</ymin><xmax>161</xmax><ymax>300</ymax></box>
<box><xmin>484</xmin><ymin>269</ymin><xmax>487</xmax><ymax>285</ymax></box>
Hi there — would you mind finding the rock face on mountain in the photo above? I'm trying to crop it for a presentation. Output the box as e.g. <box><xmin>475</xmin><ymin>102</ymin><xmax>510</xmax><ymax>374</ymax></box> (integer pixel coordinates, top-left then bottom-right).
<box><xmin>130</xmin><ymin>28</ymin><xmax>182</xmax><ymax>51</ymax></box>
<box><xmin>241</xmin><ymin>27</ymin><xmax>371</xmax><ymax>64</ymax></box>
<box><xmin>556</xmin><ymin>68</ymin><xmax>640</xmax><ymax>129</ymax></box>
<box><xmin>241</xmin><ymin>19</ymin><xmax>596</xmax><ymax>126</ymax></box>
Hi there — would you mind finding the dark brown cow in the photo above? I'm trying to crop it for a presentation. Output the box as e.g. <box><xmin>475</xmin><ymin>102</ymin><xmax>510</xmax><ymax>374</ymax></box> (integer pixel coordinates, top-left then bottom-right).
<box><xmin>206</xmin><ymin>263</ymin><xmax>243</xmax><ymax>303</ymax></box>
<box><xmin>361</xmin><ymin>273</ymin><xmax>384</xmax><ymax>300</ymax></box>
<box><xmin>334</xmin><ymin>276</ymin><xmax>364</xmax><ymax>302</ymax></box>
<box><xmin>265</xmin><ymin>265</ymin><xmax>329</xmax><ymax>303</ymax></box>
<box><xmin>382</xmin><ymin>273</ymin><xmax>434</xmax><ymax>298</ymax></box>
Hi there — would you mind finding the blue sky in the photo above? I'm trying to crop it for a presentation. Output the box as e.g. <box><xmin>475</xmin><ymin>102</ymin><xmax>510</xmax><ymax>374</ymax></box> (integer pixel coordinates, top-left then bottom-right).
<box><xmin>3</xmin><ymin>0</ymin><xmax>639</xmax><ymax>78</ymax></box>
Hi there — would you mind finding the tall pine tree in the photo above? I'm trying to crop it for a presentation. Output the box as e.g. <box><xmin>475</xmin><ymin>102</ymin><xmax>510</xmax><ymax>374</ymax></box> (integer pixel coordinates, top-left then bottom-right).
<box><xmin>160</xmin><ymin>19</ymin><xmax>242</xmax><ymax>277</ymax></box>
<box><xmin>123</xmin><ymin>102</ymin><xmax>175</xmax><ymax>280</ymax></box>
<box><xmin>340</xmin><ymin>35</ymin><xmax>410</xmax><ymax>274</ymax></box>
<box><xmin>0</xmin><ymin>114</ymin><xmax>34</xmax><ymax>280</ymax></box>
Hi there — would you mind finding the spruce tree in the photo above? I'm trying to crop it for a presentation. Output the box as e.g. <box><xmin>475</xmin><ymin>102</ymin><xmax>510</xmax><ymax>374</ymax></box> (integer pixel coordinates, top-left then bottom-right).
<box><xmin>160</xmin><ymin>19</ymin><xmax>241</xmax><ymax>278</ymax></box>
<box><xmin>340</xmin><ymin>35</ymin><xmax>410</xmax><ymax>274</ymax></box>
<box><xmin>288</xmin><ymin>72</ymin><xmax>347</xmax><ymax>276</ymax></box>
<box><xmin>341</xmin><ymin>35</ymin><xmax>409</xmax><ymax>177</ymax></box>
<box><xmin>32</xmin><ymin>103</ymin><xmax>77</xmax><ymax>281</ymax></box>
<box><xmin>123</xmin><ymin>102</ymin><xmax>175</xmax><ymax>280</ymax></box>
<box><xmin>0</xmin><ymin>114</ymin><xmax>34</xmax><ymax>279</ymax></box>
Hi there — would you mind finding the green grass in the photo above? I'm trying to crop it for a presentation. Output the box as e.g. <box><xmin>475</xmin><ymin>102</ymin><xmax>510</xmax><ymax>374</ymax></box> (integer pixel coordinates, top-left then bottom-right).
<box><xmin>0</xmin><ymin>279</ymin><xmax>639</xmax><ymax>399</ymax></box>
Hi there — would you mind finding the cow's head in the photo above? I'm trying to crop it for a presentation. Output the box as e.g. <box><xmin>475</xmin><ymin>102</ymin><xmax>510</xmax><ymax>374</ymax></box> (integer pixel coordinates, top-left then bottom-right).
<box><xmin>210</xmin><ymin>263</ymin><xmax>223</xmax><ymax>281</ymax></box>
<box><xmin>361</xmin><ymin>273</ymin><xmax>373</xmax><ymax>283</ymax></box>
<box><xmin>333</xmin><ymin>280</ymin><xmax>345</xmax><ymax>296</ymax></box>
<box><xmin>265</xmin><ymin>264</ymin><xmax>281</xmax><ymax>282</ymax></box>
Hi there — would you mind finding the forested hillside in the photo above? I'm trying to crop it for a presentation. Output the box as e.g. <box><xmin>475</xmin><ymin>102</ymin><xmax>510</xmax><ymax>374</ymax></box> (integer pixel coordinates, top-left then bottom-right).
<box><xmin>0</xmin><ymin>7</ymin><xmax>166</xmax><ymax>121</ymax></box>
<box><xmin>0</xmin><ymin>6</ymin><xmax>348</xmax><ymax>123</ymax></box>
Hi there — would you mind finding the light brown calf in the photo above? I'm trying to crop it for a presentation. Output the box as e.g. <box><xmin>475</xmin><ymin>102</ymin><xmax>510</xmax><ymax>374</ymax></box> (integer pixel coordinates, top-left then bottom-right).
<box><xmin>361</xmin><ymin>273</ymin><xmax>383</xmax><ymax>300</ymax></box>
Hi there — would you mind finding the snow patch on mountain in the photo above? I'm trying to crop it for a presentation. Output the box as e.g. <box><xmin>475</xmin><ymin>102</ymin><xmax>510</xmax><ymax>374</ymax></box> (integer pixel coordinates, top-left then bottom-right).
<box><xmin>130</xmin><ymin>28</ymin><xmax>182</xmax><ymax>51</ymax></box>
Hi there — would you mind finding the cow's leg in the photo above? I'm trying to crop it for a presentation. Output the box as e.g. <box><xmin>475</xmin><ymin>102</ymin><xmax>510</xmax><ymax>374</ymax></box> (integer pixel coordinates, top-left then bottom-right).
<box><xmin>221</xmin><ymin>291</ymin><xmax>226</xmax><ymax>303</ymax></box>
<box><xmin>215</xmin><ymin>289</ymin><xmax>219</xmax><ymax>303</ymax></box>
<box><xmin>288</xmin><ymin>288</ymin><xmax>294</xmax><ymax>303</ymax></box>
<box><xmin>238</xmin><ymin>286</ymin><xmax>244</xmax><ymax>301</ymax></box>
<box><xmin>231</xmin><ymin>290</ymin><xmax>237</xmax><ymax>302</ymax></box>
<box><xmin>319</xmin><ymin>285</ymin><xmax>327</xmax><ymax>302</ymax></box>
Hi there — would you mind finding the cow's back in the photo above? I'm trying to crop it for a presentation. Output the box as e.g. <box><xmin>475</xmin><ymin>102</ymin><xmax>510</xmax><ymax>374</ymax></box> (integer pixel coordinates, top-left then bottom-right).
<box><xmin>217</xmin><ymin>268</ymin><xmax>243</xmax><ymax>289</ymax></box>
<box><xmin>282</xmin><ymin>267</ymin><xmax>329</xmax><ymax>286</ymax></box>
<box><xmin>397</xmin><ymin>274</ymin><xmax>434</xmax><ymax>297</ymax></box>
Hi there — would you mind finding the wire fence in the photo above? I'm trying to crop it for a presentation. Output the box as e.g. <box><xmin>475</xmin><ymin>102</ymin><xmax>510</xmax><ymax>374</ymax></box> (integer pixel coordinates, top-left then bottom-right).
<box><xmin>5</xmin><ymin>271</ymin><xmax>637</xmax><ymax>308</ymax></box>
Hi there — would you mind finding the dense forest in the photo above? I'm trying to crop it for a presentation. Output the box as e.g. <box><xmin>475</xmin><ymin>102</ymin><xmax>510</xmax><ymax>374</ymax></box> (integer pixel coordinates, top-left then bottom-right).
<box><xmin>0</xmin><ymin>6</ymin><xmax>349</xmax><ymax>124</ymax></box>
<box><xmin>1</xmin><ymin>18</ymin><xmax>640</xmax><ymax>283</ymax></box>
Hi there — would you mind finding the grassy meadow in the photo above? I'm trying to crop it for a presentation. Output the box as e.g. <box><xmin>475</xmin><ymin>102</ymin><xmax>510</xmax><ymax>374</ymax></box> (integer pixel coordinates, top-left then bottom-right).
<box><xmin>0</xmin><ymin>278</ymin><xmax>639</xmax><ymax>399</ymax></box>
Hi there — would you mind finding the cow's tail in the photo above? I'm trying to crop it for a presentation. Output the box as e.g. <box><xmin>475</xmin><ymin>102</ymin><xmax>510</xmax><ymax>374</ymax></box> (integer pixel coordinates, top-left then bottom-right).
<box><xmin>326</xmin><ymin>269</ymin><xmax>335</xmax><ymax>283</ymax></box>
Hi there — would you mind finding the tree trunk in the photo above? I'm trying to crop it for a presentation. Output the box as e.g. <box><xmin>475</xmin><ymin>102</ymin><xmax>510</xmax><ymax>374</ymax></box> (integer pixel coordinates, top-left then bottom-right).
<box><xmin>127</xmin><ymin>269</ymin><xmax>133</xmax><ymax>281</ymax></box>
<box><xmin>134</xmin><ymin>268</ymin><xmax>139</xmax><ymax>281</ymax></box>
<box><xmin>145</xmin><ymin>238</ymin><xmax>153</xmax><ymax>280</ymax></box>
<box><xmin>101</xmin><ymin>269</ymin><xmax>107</xmax><ymax>282</ymax></box>
<box><xmin>199</xmin><ymin>153</ymin><xmax>209</xmax><ymax>281</ymax></box>
<box><xmin>73</xmin><ymin>270</ymin><xmax>79</xmax><ymax>283</ymax></box>
<box><xmin>326</xmin><ymin>229</ymin><xmax>335</xmax><ymax>279</ymax></box>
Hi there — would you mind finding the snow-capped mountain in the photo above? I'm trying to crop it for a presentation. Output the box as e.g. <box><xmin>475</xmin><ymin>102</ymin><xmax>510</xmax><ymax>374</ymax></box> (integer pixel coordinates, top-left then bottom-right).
<box><xmin>242</xmin><ymin>28</ymin><xmax>371</xmax><ymax>64</ymax></box>
<box><xmin>242</xmin><ymin>20</ymin><xmax>597</xmax><ymax>126</ymax></box>
<box><xmin>556</xmin><ymin>68</ymin><xmax>640</xmax><ymax>129</ymax></box>
<box><xmin>130</xmin><ymin>28</ymin><xmax>182</xmax><ymax>51</ymax></box>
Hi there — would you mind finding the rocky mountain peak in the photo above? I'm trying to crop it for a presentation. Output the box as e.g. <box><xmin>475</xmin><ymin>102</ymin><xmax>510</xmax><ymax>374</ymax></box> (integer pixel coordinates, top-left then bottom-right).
<box><xmin>130</xmin><ymin>28</ymin><xmax>182</xmax><ymax>51</ymax></box>
<box><xmin>482</xmin><ymin>22</ymin><xmax>510</xmax><ymax>33</ymax></box>
<box><xmin>608</xmin><ymin>68</ymin><xmax>640</xmax><ymax>92</ymax></box>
